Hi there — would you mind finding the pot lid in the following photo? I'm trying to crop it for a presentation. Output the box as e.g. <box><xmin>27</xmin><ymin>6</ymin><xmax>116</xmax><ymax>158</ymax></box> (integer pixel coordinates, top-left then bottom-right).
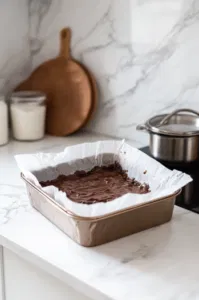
<box><xmin>146</xmin><ymin>109</ymin><xmax>199</xmax><ymax>137</ymax></box>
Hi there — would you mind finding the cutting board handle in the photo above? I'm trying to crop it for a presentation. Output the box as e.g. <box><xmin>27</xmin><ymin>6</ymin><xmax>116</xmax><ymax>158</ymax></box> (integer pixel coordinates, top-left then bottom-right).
<box><xmin>59</xmin><ymin>27</ymin><xmax>71</xmax><ymax>59</ymax></box>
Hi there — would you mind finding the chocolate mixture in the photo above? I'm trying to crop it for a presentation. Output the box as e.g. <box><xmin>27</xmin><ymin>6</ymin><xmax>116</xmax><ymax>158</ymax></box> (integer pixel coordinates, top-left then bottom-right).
<box><xmin>40</xmin><ymin>163</ymin><xmax>150</xmax><ymax>204</ymax></box>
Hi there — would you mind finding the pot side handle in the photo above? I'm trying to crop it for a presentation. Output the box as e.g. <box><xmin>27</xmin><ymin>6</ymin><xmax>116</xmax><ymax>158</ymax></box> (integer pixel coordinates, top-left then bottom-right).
<box><xmin>136</xmin><ymin>124</ymin><xmax>148</xmax><ymax>132</ymax></box>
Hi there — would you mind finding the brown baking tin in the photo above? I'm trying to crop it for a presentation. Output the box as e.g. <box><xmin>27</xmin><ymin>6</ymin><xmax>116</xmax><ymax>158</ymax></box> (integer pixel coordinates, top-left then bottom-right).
<box><xmin>21</xmin><ymin>173</ymin><xmax>180</xmax><ymax>247</ymax></box>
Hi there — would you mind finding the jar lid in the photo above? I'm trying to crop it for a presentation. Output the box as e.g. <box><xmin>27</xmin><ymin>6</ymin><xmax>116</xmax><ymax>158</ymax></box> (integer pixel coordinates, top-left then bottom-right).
<box><xmin>143</xmin><ymin>109</ymin><xmax>199</xmax><ymax>137</ymax></box>
<box><xmin>11</xmin><ymin>91</ymin><xmax>46</xmax><ymax>104</ymax></box>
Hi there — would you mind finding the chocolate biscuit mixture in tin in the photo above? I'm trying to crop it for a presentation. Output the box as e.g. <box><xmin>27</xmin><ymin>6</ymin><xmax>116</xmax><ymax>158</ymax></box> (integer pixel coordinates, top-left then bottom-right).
<box><xmin>40</xmin><ymin>162</ymin><xmax>150</xmax><ymax>204</ymax></box>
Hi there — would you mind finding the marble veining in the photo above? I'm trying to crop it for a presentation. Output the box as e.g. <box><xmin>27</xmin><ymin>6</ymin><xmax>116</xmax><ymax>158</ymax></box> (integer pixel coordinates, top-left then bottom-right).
<box><xmin>0</xmin><ymin>0</ymin><xmax>31</xmax><ymax>95</ymax></box>
<box><xmin>0</xmin><ymin>135</ymin><xmax>199</xmax><ymax>300</ymax></box>
<box><xmin>27</xmin><ymin>0</ymin><xmax>199</xmax><ymax>146</ymax></box>
<box><xmin>1</xmin><ymin>0</ymin><xmax>199</xmax><ymax>145</ymax></box>
<box><xmin>0</xmin><ymin>186</ymin><xmax>30</xmax><ymax>225</ymax></box>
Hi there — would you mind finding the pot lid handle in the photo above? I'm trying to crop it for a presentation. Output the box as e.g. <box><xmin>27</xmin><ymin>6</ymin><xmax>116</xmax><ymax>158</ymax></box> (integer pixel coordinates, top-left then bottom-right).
<box><xmin>159</xmin><ymin>108</ymin><xmax>199</xmax><ymax>126</ymax></box>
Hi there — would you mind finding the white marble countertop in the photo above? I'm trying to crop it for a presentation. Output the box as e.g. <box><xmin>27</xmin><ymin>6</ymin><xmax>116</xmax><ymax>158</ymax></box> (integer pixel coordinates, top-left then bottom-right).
<box><xmin>1</xmin><ymin>133</ymin><xmax>199</xmax><ymax>300</ymax></box>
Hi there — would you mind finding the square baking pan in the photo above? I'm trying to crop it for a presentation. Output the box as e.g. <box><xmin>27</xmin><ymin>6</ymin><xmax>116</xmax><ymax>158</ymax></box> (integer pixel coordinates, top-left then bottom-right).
<box><xmin>21</xmin><ymin>173</ymin><xmax>180</xmax><ymax>247</ymax></box>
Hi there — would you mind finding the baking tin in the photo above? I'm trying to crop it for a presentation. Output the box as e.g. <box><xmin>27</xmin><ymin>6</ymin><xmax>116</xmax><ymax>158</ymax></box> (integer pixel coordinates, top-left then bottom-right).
<box><xmin>22</xmin><ymin>173</ymin><xmax>180</xmax><ymax>247</ymax></box>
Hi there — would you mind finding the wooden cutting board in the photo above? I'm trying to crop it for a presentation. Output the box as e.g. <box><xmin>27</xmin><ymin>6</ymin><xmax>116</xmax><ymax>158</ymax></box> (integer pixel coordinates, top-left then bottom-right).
<box><xmin>78</xmin><ymin>63</ymin><xmax>98</xmax><ymax>126</ymax></box>
<box><xmin>15</xmin><ymin>28</ymin><xmax>92</xmax><ymax>136</ymax></box>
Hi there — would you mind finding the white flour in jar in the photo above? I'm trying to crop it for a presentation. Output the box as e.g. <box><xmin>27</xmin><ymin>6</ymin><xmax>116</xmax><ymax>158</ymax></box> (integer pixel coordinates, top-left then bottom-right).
<box><xmin>11</xmin><ymin>103</ymin><xmax>46</xmax><ymax>141</ymax></box>
<box><xmin>0</xmin><ymin>97</ymin><xmax>8</xmax><ymax>145</ymax></box>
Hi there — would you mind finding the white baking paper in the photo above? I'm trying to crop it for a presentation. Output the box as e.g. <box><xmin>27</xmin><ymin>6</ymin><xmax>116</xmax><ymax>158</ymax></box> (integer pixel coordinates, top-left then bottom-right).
<box><xmin>15</xmin><ymin>140</ymin><xmax>192</xmax><ymax>217</ymax></box>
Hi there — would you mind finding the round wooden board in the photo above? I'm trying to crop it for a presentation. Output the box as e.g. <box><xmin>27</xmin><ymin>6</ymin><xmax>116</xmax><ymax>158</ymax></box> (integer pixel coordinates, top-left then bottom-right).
<box><xmin>16</xmin><ymin>28</ymin><xmax>92</xmax><ymax>136</ymax></box>
<box><xmin>77</xmin><ymin>63</ymin><xmax>98</xmax><ymax>127</ymax></box>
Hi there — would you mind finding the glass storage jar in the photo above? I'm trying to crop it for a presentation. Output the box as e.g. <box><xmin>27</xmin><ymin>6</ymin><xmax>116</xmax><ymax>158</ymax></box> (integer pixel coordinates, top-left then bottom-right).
<box><xmin>10</xmin><ymin>91</ymin><xmax>46</xmax><ymax>141</ymax></box>
<box><xmin>0</xmin><ymin>95</ymin><xmax>8</xmax><ymax>145</ymax></box>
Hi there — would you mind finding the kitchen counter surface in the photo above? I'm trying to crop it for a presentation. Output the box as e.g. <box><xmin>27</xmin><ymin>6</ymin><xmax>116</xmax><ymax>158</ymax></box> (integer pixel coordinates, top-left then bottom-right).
<box><xmin>1</xmin><ymin>133</ymin><xmax>199</xmax><ymax>300</ymax></box>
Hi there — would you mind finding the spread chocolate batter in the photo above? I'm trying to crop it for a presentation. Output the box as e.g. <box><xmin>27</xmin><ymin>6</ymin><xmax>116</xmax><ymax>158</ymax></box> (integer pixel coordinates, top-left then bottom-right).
<box><xmin>40</xmin><ymin>163</ymin><xmax>150</xmax><ymax>204</ymax></box>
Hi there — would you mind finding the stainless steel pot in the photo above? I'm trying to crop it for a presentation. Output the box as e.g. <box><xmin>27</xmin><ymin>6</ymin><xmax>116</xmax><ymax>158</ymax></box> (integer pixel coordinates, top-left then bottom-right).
<box><xmin>137</xmin><ymin>109</ymin><xmax>199</xmax><ymax>163</ymax></box>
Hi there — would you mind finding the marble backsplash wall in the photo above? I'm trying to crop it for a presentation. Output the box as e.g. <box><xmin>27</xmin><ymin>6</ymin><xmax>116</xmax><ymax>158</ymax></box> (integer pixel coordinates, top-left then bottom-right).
<box><xmin>0</xmin><ymin>0</ymin><xmax>31</xmax><ymax>96</ymax></box>
<box><xmin>28</xmin><ymin>0</ymin><xmax>199</xmax><ymax>146</ymax></box>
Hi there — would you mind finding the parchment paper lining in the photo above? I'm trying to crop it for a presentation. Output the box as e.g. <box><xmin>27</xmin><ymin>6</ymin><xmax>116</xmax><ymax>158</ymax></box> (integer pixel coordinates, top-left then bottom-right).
<box><xmin>15</xmin><ymin>140</ymin><xmax>192</xmax><ymax>217</ymax></box>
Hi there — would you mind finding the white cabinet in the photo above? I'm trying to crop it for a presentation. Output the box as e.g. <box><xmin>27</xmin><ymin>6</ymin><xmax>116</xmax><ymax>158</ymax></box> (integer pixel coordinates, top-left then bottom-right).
<box><xmin>3</xmin><ymin>248</ymin><xmax>91</xmax><ymax>300</ymax></box>
<box><xmin>0</xmin><ymin>246</ymin><xmax>5</xmax><ymax>300</ymax></box>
